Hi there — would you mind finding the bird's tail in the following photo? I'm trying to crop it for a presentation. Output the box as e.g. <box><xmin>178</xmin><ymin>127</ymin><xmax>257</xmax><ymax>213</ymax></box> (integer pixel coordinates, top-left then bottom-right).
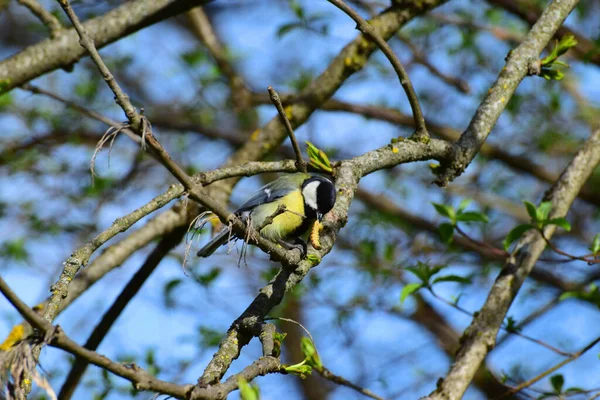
<box><xmin>196</xmin><ymin>228</ymin><xmax>230</xmax><ymax>257</ymax></box>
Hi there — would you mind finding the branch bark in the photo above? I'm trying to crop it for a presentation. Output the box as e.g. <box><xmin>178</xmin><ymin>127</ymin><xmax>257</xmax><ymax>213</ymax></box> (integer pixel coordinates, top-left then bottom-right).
<box><xmin>424</xmin><ymin>128</ymin><xmax>600</xmax><ymax>400</ymax></box>
<box><xmin>0</xmin><ymin>0</ymin><xmax>211</xmax><ymax>94</ymax></box>
<box><xmin>434</xmin><ymin>0</ymin><xmax>579</xmax><ymax>186</ymax></box>
<box><xmin>327</xmin><ymin>0</ymin><xmax>430</xmax><ymax>139</ymax></box>
<box><xmin>58</xmin><ymin>226</ymin><xmax>188</xmax><ymax>400</ymax></box>
<box><xmin>194</xmin><ymin>137</ymin><xmax>452</xmax><ymax>391</ymax></box>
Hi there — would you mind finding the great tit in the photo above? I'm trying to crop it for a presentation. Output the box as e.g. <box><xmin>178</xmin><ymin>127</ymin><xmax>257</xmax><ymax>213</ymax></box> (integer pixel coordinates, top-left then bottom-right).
<box><xmin>196</xmin><ymin>173</ymin><xmax>336</xmax><ymax>257</ymax></box>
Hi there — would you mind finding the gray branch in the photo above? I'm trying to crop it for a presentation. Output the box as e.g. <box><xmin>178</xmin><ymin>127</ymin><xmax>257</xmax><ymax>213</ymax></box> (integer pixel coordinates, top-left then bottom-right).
<box><xmin>0</xmin><ymin>0</ymin><xmax>210</xmax><ymax>94</ymax></box>
<box><xmin>434</xmin><ymin>0</ymin><xmax>579</xmax><ymax>186</ymax></box>
<box><xmin>424</xmin><ymin>128</ymin><xmax>600</xmax><ymax>400</ymax></box>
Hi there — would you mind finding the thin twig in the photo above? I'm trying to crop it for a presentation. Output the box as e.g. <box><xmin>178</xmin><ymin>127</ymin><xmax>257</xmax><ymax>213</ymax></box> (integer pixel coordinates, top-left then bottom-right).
<box><xmin>327</xmin><ymin>0</ymin><xmax>428</xmax><ymax>139</ymax></box>
<box><xmin>319</xmin><ymin>367</ymin><xmax>386</xmax><ymax>400</ymax></box>
<box><xmin>57</xmin><ymin>227</ymin><xmax>187</xmax><ymax>400</ymax></box>
<box><xmin>541</xmin><ymin>231</ymin><xmax>600</xmax><ymax>264</ymax></box>
<box><xmin>265</xmin><ymin>316</ymin><xmax>385</xmax><ymax>400</ymax></box>
<box><xmin>497</xmin><ymin>336</ymin><xmax>600</xmax><ymax>399</ymax></box>
<box><xmin>397</xmin><ymin>34</ymin><xmax>470</xmax><ymax>94</ymax></box>
<box><xmin>17</xmin><ymin>0</ymin><xmax>63</xmax><ymax>37</ymax></box>
<box><xmin>22</xmin><ymin>84</ymin><xmax>141</xmax><ymax>145</ymax></box>
<box><xmin>430</xmin><ymin>290</ymin><xmax>573</xmax><ymax>357</ymax></box>
<box><xmin>267</xmin><ymin>86</ymin><xmax>307</xmax><ymax>173</ymax></box>
<box><xmin>56</xmin><ymin>0</ymin><xmax>142</xmax><ymax>129</ymax></box>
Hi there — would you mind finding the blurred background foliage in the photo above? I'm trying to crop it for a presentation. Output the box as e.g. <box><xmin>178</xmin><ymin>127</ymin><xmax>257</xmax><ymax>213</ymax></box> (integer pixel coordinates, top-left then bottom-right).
<box><xmin>1</xmin><ymin>0</ymin><xmax>600</xmax><ymax>399</ymax></box>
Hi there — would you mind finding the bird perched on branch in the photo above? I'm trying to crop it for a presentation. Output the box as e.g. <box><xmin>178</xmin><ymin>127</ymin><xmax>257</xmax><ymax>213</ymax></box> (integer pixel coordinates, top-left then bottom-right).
<box><xmin>196</xmin><ymin>173</ymin><xmax>336</xmax><ymax>257</ymax></box>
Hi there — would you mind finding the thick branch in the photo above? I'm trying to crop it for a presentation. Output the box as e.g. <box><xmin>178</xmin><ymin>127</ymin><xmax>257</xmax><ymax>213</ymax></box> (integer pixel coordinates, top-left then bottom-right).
<box><xmin>424</xmin><ymin>128</ymin><xmax>600</xmax><ymax>400</ymax></box>
<box><xmin>434</xmin><ymin>0</ymin><xmax>579</xmax><ymax>186</ymax></box>
<box><xmin>195</xmin><ymin>137</ymin><xmax>452</xmax><ymax>389</ymax></box>
<box><xmin>487</xmin><ymin>0</ymin><xmax>600</xmax><ymax>67</ymax></box>
<box><xmin>0</xmin><ymin>276</ymin><xmax>192</xmax><ymax>398</ymax></box>
<box><xmin>0</xmin><ymin>0</ymin><xmax>211</xmax><ymax>94</ymax></box>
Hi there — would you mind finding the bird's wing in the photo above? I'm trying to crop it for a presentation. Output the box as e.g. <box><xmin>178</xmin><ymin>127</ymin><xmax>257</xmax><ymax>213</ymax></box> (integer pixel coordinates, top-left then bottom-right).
<box><xmin>235</xmin><ymin>177</ymin><xmax>300</xmax><ymax>214</ymax></box>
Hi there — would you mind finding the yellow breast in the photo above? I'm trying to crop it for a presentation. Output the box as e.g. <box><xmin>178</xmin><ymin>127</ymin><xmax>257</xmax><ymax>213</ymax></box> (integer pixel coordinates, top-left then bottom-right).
<box><xmin>255</xmin><ymin>191</ymin><xmax>305</xmax><ymax>241</ymax></box>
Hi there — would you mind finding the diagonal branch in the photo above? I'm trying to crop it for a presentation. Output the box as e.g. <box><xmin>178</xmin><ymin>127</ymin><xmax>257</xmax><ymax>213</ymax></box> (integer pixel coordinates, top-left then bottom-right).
<box><xmin>268</xmin><ymin>86</ymin><xmax>307</xmax><ymax>173</ymax></box>
<box><xmin>194</xmin><ymin>137</ymin><xmax>452</xmax><ymax>391</ymax></box>
<box><xmin>17</xmin><ymin>0</ymin><xmax>63</xmax><ymax>37</ymax></box>
<box><xmin>327</xmin><ymin>0</ymin><xmax>429</xmax><ymax>139</ymax></box>
<box><xmin>0</xmin><ymin>0</ymin><xmax>212</xmax><ymax>94</ymax></box>
<box><xmin>0</xmin><ymin>276</ymin><xmax>285</xmax><ymax>400</ymax></box>
<box><xmin>434</xmin><ymin>0</ymin><xmax>579</xmax><ymax>186</ymax></box>
<box><xmin>57</xmin><ymin>226</ymin><xmax>188</xmax><ymax>400</ymax></box>
<box><xmin>56</xmin><ymin>0</ymin><xmax>142</xmax><ymax>129</ymax></box>
<box><xmin>0</xmin><ymin>276</ymin><xmax>192</xmax><ymax>398</ymax></box>
<box><xmin>487</xmin><ymin>0</ymin><xmax>600</xmax><ymax>67</ymax></box>
<box><xmin>424</xmin><ymin>128</ymin><xmax>600</xmax><ymax>400</ymax></box>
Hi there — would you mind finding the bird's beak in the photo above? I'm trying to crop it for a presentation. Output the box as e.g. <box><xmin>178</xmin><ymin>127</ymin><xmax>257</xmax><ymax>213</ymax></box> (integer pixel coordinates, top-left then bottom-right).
<box><xmin>317</xmin><ymin>212</ymin><xmax>323</xmax><ymax>221</ymax></box>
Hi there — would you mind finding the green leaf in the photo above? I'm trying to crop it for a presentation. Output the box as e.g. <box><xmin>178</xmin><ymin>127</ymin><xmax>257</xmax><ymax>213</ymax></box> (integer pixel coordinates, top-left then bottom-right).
<box><xmin>539</xmin><ymin>68</ymin><xmax>565</xmax><ymax>81</ymax></box>
<box><xmin>400</xmin><ymin>283</ymin><xmax>422</xmax><ymax>304</ymax></box>
<box><xmin>0</xmin><ymin>238</ymin><xmax>28</xmax><ymax>262</ymax></box>
<box><xmin>546</xmin><ymin>217</ymin><xmax>571</xmax><ymax>231</ymax></box>
<box><xmin>524</xmin><ymin>201</ymin><xmax>537</xmax><ymax>221</ymax></box>
<box><xmin>457</xmin><ymin>199</ymin><xmax>472</xmax><ymax>213</ymax></box>
<box><xmin>276</xmin><ymin>22</ymin><xmax>302</xmax><ymax>38</ymax></box>
<box><xmin>537</xmin><ymin>201</ymin><xmax>553</xmax><ymax>222</ymax></box>
<box><xmin>589</xmin><ymin>233</ymin><xmax>600</xmax><ymax>255</ymax></box>
<box><xmin>284</xmin><ymin>363</ymin><xmax>313</xmax><ymax>379</ymax></box>
<box><xmin>505</xmin><ymin>316</ymin><xmax>521</xmax><ymax>333</ymax></box>
<box><xmin>559</xmin><ymin>284</ymin><xmax>600</xmax><ymax>308</ymax></box>
<box><xmin>195</xmin><ymin>267</ymin><xmax>221</xmax><ymax>287</ymax></box>
<box><xmin>550</xmin><ymin>374</ymin><xmax>564</xmax><ymax>393</ymax></box>
<box><xmin>163</xmin><ymin>278</ymin><xmax>183</xmax><ymax>308</ymax></box>
<box><xmin>305</xmin><ymin>141</ymin><xmax>332</xmax><ymax>173</ymax></box>
<box><xmin>290</xmin><ymin>0</ymin><xmax>304</xmax><ymax>19</ymax></box>
<box><xmin>198</xmin><ymin>326</ymin><xmax>222</xmax><ymax>348</ymax></box>
<box><xmin>541</xmin><ymin>34</ymin><xmax>578</xmax><ymax>66</ymax></box>
<box><xmin>238</xmin><ymin>377</ymin><xmax>260</xmax><ymax>400</ymax></box>
<box><xmin>405</xmin><ymin>261</ymin><xmax>443</xmax><ymax>283</ymax></box>
<box><xmin>456</xmin><ymin>211</ymin><xmax>489</xmax><ymax>223</ymax></box>
<box><xmin>432</xmin><ymin>203</ymin><xmax>456</xmax><ymax>223</ymax></box>
<box><xmin>564</xmin><ymin>387</ymin><xmax>584</xmax><ymax>393</ymax></box>
<box><xmin>306</xmin><ymin>254</ymin><xmax>321</xmax><ymax>265</ymax></box>
<box><xmin>0</xmin><ymin>92</ymin><xmax>12</xmax><ymax>110</ymax></box>
<box><xmin>503</xmin><ymin>224</ymin><xmax>534</xmax><ymax>250</ymax></box>
<box><xmin>273</xmin><ymin>332</ymin><xmax>287</xmax><ymax>357</ymax></box>
<box><xmin>300</xmin><ymin>337</ymin><xmax>322</xmax><ymax>370</ymax></box>
<box><xmin>432</xmin><ymin>275</ymin><xmax>472</xmax><ymax>285</ymax></box>
<box><xmin>438</xmin><ymin>222</ymin><xmax>454</xmax><ymax>244</ymax></box>
<box><xmin>181</xmin><ymin>50</ymin><xmax>207</xmax><ymax>67</ymax></box>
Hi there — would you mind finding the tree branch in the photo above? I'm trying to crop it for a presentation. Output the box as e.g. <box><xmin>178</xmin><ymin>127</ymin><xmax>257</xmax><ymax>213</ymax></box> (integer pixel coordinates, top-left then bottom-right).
<box><xmin>17</xmin><ymin>0</ymin><xmax>63</xmax><ymax>37</ymax></box>
<box><xmin>487</xmin><ymin>0</ymin><xmax>600</xmax><ymax>67</ymax></box>
<box><xmin>327</xmin><ymin>0</ymin><xmax>429</xmax><ymax>139</ymax></box>
<box><xmin>58</xmin><ymin>226</ymin><xmax>188</xmax><ymax>400</ymax></box>
<box><xmin>0</xmin><ymin>0</ymin><xmax>211</xmax><ymax>94</ymax></box>
<box><xmin>186</xmin><ymin>7</ymin><xmax>253</xmax><ymax>109</ymax></box>
<box><xmin>434</xmin><ymin>0</ymin><xmax>579</xmax><ymax>186</ymax></box>
<box><xmin>194</xmin><ymin>137</ymin><xmax>451</xmax><ymax>390</ymax></box>
<box><xmin>424</xmin><ymin>128</ymin><xmax>600</xmax><ymax>400</ymax></box>
<box><xmin>0</xmin><ymin>276</ymin><xmax>192</xmax><ymax>398</ymax></box>
<box><xmin>267</xmin><ymin>86</ymin><xmax>307</xmax><ymax>173</ymax></box>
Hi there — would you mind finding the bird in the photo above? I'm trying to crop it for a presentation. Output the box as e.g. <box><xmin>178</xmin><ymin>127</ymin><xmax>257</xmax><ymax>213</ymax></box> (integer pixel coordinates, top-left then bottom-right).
<box><xmin>196</xmin><ymin>173</ymin><xmax>336</xmax><ymax>258</ymax></box>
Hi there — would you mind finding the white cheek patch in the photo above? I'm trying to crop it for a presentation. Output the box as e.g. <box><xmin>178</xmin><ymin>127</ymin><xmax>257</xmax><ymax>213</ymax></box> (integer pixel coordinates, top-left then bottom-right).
<box><xmin>302</xmin><ymin>181</ymin><xmax>320</xmax><ymax>211</ymax></box>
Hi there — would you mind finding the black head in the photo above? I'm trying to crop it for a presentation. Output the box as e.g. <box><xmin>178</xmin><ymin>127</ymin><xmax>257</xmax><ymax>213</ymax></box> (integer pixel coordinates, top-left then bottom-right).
<box><xmin>301</xmin><ymin>175</ymin><xmax>336</xmax><ymax>221</ymax></box>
